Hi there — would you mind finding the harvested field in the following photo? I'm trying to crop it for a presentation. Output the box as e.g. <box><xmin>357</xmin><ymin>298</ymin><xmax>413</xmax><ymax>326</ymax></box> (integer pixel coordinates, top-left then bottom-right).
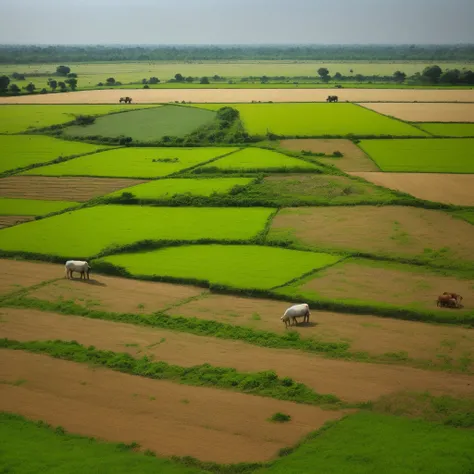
<box><xmin>0</xmin><ymin>350</ymin><xmax>343</xmax><ymax>463</ymax></box>
<box><xmin>2</xmin><ymin>311</ymin><xmax>474</xmax><ymax>402</ymax></box>
<box><xmin>0</xmin><ymin>259</ymin><xmax>61</xmax><ymax>295</ymax></box>
<box><xmin>0</xmin><ymin>176</ymin><xmax>147</xmax><ymax>202</ymax></box>
<box><xmin>0</xmin><ymin>215</ymin><xmax>33</xmax><ymax>229</ymax></box>
<box><xmin>1</xmin><ymin>88</ymin><xmax>474</xmax><ymax>104</ymax></box>
<box><xmin>279</xmin><ymin>139</ymin><xmax>379</xmax><ymax>172</ymax></box>
<box><xmin>171</xmin><ymin>294</ymin><xmax>474</xmax><ymax>368</ymax></box>
<box><xmin>28</xmin><ymin>274</ymin><xmax>206</xmax><ymax>313</ymax></box>
<box><xmin>268</xmin><ymin>206</ymin><xmax>474</xmax><ymax>266</ymax></box>
<box><xmin>284</xmin><ymin>258</ymin><xmax>474</xmax><ymax>312</ymax></box>
<box><xmin>361</xmin><ymin>103</ymin><xmax>474</xmax><ymax>122</ymax></box>
<box><xmin>350</xmin><ymin>172</ymin><xmax>474</xmax><ymax>206</ymax></box>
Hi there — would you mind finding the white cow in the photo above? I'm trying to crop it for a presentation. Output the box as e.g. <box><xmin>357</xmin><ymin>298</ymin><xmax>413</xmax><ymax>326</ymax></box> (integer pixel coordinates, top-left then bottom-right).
<box><xmin>281</xmin><ymin>303</ymin><xmax>310</xmax><ymax>328</ymax></box>
<box><xmin>65</xmin><ymin>260</ymin><xmax>91</xmax><ymax>280</ymax></box>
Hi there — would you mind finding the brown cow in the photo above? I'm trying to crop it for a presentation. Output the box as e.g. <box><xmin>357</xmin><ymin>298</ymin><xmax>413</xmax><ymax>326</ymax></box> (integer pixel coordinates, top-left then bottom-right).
<box><xmin>443</xmin><ymin>292</ymin><xmax>463</xmax><ymax>303</ymax></box>
<box><xmin>437</xmin><ymin>294</ymin><xmax>458</xmax><ymax>308</ymax></box>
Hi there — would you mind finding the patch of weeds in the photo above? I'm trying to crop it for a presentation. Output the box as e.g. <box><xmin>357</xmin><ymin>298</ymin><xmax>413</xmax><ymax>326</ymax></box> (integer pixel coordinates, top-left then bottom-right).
<box><xmin>149</xmin><ymin>396</ymin><xmax>156</xmax><ymax>401</ymax></box>
<box><xmin>251</xmin><ymin>312</ymin><xmax>261</xmax><ymax>321</ymax></box>
<box><xmin>137</xmin><ymin>303</ymin><xmax>145</xmax><ymax>310</ymax></box>
<box><xmin>269</xmin><ymin>412</ymin><xmax>291</xmax><ymax>423</ymax></box>
<box><xmin>55</xmin><ymin>426</ymin><xmax>66</xmax><ymax>435</ymax></box>
<box><xmin>440</xmin><ymin>339</ymin><xmax>457</xmax><ymax>350</ymax></box>
<box><xmin>117</xmin><ymin>441</ymin><xmax>141</xmax><ymax>452</ymax></box>
<box><xmin>144</xmin><ymin>449</ymin><xmax>156</xmax><ymax>457</ymax></box>
<box><xmin>180</xmin><ymin>399</ymin><xmax>190</xmax><ymax>404</ymax></box>
<box><xmin>146</xmin><ymin>338</ymin><xmax>166</xmax><ymax>349</ymax></box>
<box><xmin>383</xmin><ymin>351</ymin><xmax>410</xmax><ymax>362</ymax></box>
<box><xmin>124</xmin><ymin>343</ymin><xmax>140</xmax><ymax>348</ymax></box>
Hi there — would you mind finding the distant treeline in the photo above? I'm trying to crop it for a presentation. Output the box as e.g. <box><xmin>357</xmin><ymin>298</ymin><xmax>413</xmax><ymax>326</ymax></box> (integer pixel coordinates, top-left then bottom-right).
<box><xmin>1</xmin><ymin>44</ymin><xmax>474</xmax><ymax>63</ymax></box>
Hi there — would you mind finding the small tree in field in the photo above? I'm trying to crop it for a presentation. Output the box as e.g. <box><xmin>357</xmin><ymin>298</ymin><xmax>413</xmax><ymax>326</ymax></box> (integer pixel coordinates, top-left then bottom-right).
<box><xmin>106</xmin><ymin>77</ymin><xmax>116</xmax><ymax>85</ymax></box>
<box><xmin>48</xmin><ymin>78</ymin><xmax>57</xmax><ymax>91</ymax></box>
<box><xmin>318</xmin><ymin>67</ymin><xmax>330</xmax><ymax>82</ymax></box>
<box><xmin>393</xmin><ymin>71</ymin><xmax>406</xmax><ymax>83</ymax></box>
<box><xmin>25</xmin><ymin>82</ymin><xmax>36</xmax><ymax>93</ymax></box>
<box><xmin>58</xmin><ymin>81</ymin><xmax>67</xmax><ymax>92</ymax></box>
<box><xmin>200</xmin><ymin>76</ymin><xmax>210</xmax><ymax>84</ymax></box>
<box><xmin>185</xmin><ymin>76</ymin><xmax>194</xmax><ymax>83</ymax></box>
<box><xmin>0</xmin><ymin>75</ymin><xmax>10</xmax><ymax>92</ymax></box>
<box><xmin>65</xmin><ymin>78</ymin><xmax>78</xmax><ymax>90</ymax></box>
<box><xmin>9</xmin><ymin>83</ymin><xmax>20</xmax><ymax>95</ymax></box>
<box><xmin>175</xmin><ymin>73</ymin><xmax>184</xmax><ymax>82</ymax></box>
<box><xmin>56</xmin><ymin>65</ymin><xmax>70</xmax><ymax>76</ymax></box>
<box><xmin>148</xmin><ymin>77</ymin><xmax>160</xmax><ymax>84</ymax></box>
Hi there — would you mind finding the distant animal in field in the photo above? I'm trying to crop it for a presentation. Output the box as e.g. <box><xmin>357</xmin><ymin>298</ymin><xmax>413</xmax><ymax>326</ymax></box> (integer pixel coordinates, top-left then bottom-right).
<box><xmin>326</xmin><ymin>95</ymin><xmax>339</xmax><ymax>103</ymax></box>
<box><xmin>436</xmin><ymin>294</ymin><xmax>459</xmax><ymax>309</ymax></box>
<box><xmin>281</xmin><ymin>303</ymin><xmax>310</xmax><ymax>328</ymax></box>
<box><xmin>119</xmin><ymin>96</ymin><xmax>132</xmax><ymax>104</ymax></box>
<box><xmin>443</xmin><ymin>292</ymin><xmax>463</xmax><ymax>303</ymax></box>
<box><xmin>65</xmin><ymin>260</ymin><xmax>91</xmax><ymax>280</ymax></box>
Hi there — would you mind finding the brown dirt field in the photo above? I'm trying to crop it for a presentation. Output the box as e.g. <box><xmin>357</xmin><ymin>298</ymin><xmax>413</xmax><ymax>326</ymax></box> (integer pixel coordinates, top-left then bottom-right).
<box><xmin>0</xmin><ymin>349</ymin><xmax>345</xmax><ymax>463</ymax></box>
<box><xmin>1</xmin><ymin>89</ymin><xmax>474</xmax><ymax>104</ymax></box>
<box><xmin>28</xmin><ymin>274</ymin><xmax>206</xmax><ymax>313</ymax></box>
<box><xmin>299</xmin><ymin>259</ymin><xmax>474</xmax><ymax>311</ymax></box>
<box><xmin>360</xmin><ymin>103</ymin><xmax>474</xmax><ymax>122</ymax></box>
<box><xmin>2</xmin><ymin>310</ymin><xmax>474</xmax><ymax>403</ymax></box>
<box><xmin>0</xmin><ymin>215</ymin><xmax>33</xmax><ymax>229</ymax></box>
<box><xmin>268</xmin><ymin>206</ymin><xmax>474</xmax><ymax>264</ymax></box>
<box><xmin>279</xmin><ymin>139</ymin><xmax>379</xmax><ymax>172</ymax></box>
<box><xmin>170</xmin><ymin>295</ymin><xmax>474</xmax><ymax>367</ymax></box>
<box><xmin>0</xmin><ymin>259</ymin><xmax>62</xmax><ymax>295</ymax></box>
<box><xmin>349</xmin><ymin>172</ymin><xmax>474</xmax><ymax>206</ymax></box>
<box><xmin>0</xmin><ymin>176</ymin><xmax>147</xmax><ymax>202</ymax></box>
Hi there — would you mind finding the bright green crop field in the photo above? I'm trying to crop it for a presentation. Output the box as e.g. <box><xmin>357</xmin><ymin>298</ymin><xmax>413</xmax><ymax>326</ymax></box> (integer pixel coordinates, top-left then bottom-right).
<box><xmin>0</xmin><ymin>206</ymin><xmax>273</xmax><ymax>257</ymax></box>
<box><xmin>100</xmin><ymin>244</ymin><xmax>342</xmax><ymax>289</ymax></box>
<box><xmin>417</xmin><ymin>123</ymin><xmax>474</xmax><ymax>137</ymax></box>
<box><xmin>255</xmin><ymin>412</ymin><xmax>474</xmax><ymax>474</ymax></box>
<box><xmin>108</xmin><ymin>177</ymin><xmax>253</xmax><ymax>199</ymax></box>
<box><xmin>0</xmin><ymin>135</ymin><xmax>110</xmax><ymax>174</ymax></box>
<box><xmin>23</xmin><ymin>147</ymin><xmax>237</xmax><ymax>178</ymax></box>
<box><xmin>359</xmin><ymin>138</ymin><xmax>474</xmax><ymax>173</ymax></box>
<box><xmin>0</xmin><ymin>413</ymin><xmax>205</xmax><ymax>474</ymax></box>
<box><xmin>195</xmin><ymin>103</ymin><xmax>427</xmax><ymax>137</ymax></box>
<box><xmin>197</xmin><ymin>147</ymin><xmax>320</xmax><ymax>172</ymax></box>
<box><xmin>0</xmin><ymin>104</ymin><xmax>156</xmax><ymax>134</ymax></box>
<box><xmin>0</xmin><ymin>198</ymin><xmax>78</xmax><ymax>216</ymax></box>
<box><xmin>64</xmin><ymin>105</ymin><xmax>216</xmax><ymax>142</ymax></box>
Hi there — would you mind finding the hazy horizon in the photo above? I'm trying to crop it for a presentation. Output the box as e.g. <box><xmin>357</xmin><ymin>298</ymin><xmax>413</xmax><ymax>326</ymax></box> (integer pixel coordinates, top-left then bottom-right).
<box><xmin>1</xmin><ymin>0</ymin><xmax>474</xmax><ymax>45</ymax></box>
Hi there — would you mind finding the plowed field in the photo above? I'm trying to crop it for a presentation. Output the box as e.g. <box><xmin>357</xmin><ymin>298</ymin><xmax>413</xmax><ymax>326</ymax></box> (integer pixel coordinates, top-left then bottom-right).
<box><xmin>0</xmin><ymin>215</ymin><xmax>33</xmax><ymax>229</ymax></box>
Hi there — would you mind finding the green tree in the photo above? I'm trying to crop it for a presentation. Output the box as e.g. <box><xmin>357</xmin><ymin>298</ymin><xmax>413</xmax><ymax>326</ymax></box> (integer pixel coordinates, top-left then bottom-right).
<box><xmin>393</xmin><ymin>71</ymin><xmax>406</xmax><ymax>83</ymax></box>
<box><xmin>334</xmin><ymin>72</ymin><xmax>342</xmax><ymax>80</ymax></box>
<box><xmin>174</xmin><ymin>73</ymin><xmax>184</xmax><ymax>82</ymax></box>
<box><xmin>200</xmin><ymin>76</ymin><xmax>210</xmax><ymax>84</ymax></box>
<box><xmin>9</xmin><ymin>83</ymin><xmax>20</xmax><ymax>94</ymax></box>
<box><xmin>12</xmin><ymin>72</ymin><xmax>25</xmax><ymax>80</ymax></box>
<box><xmin>47</xmin><ymin>78</ymin><xmax>57</xmax><ymax>91</ymax></box>
<box><xmin>58</xmin><ymin>81</ymin><xmax>67</xmax><ymax>91</ymax></box>
<box><xmin>56</xmin><ymin>65</ymin><xmax>71</xmax><ymax>76</ymax></box>
<box><xmin>25</xmin><ymin>82</ymin><xmax>36</xmax><ymax>93</ymax></box>
<box><xmin>422</xmin><ymin>65</ymin><xmax>442</xmax><ymax>83</ymax></box>
<box><xmin>148</xmin><ymin>77</ymin><xmax>160</xmax><ymax>84</ymax></box>
<box><xmin>106</xmin><ymin>77</ymin><xmax>116</xmax><ymax>85</ymax></box>
<box><xmin>0</xmin><ymin>75</ymin><xmax>10</xmax><ymax>92</ymax></box>
<box><xmin>440</xmin><ymin>69</ymin><xmax>461</xmax><ymax>84</ymax></box>
<box><xmin>67</xmin><ymin>72</ymin><xmax>78</xmax><ymax>78</ymax></box>
<box><xmin>185</xmin><ymin>76</ymin><xmax>194</xmax><ymax>83</ymax></box>
<box><xmin>65</xmin><ymin>78</ymin><xmax>78</xmax><ymax>90</ymax></box>
<box><xmin>318</xmin><ymin>67</ymin><xmax>330</xmax><ymax>82</ymax></box>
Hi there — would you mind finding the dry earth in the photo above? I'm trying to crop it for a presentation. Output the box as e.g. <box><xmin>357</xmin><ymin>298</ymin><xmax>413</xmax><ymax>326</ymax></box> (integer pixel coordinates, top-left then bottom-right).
<box><xmin>279</xmin><ymin>139</ymin><xmax>379</xmax><ymax>172</ymax></box>
<box><xmin>0</xmin><ymin>215</ymin><xmax>33</xmax><ymax>229</ymax></box>
<box><xmin>1</xmin><ymin>89</ymin><xmax>474</xmax><ymax>104</ymax></box>
<box><xmin>0</xmin><ymin>176</ymin><xmax>147</xmax><ymax>202</ymax></box>
<box><xmin>350</xmin><ymin>172</ymin><xmax>474</xmax><ymax>206</ymax></box>
<box><xmin>28</xmin><ymin>275</ymin><xmax>206</xmax><ymax>314</ymax></box>
<box><xmin>299</xmin><ymin>260</ymin><xmax>474</xmax><ymax>311</ymax></box>
<box><xmin>269</xmin><ymin>206</ymin><xmax>474</xmax><ymax>264</ymax></box>
<box><xmin>360</xmin><ymin>102</ymin><xmax>474</xmax><ymax>122</ymax></box>
<box><xmin>0</xmin><ymin>349</ymin><xmax>344</xmax><ymax>463</ymax></box>
<box><xmin>2</xmin><ymin>309</ymin><xmax>473</xmax><ymax>402</ymax></box>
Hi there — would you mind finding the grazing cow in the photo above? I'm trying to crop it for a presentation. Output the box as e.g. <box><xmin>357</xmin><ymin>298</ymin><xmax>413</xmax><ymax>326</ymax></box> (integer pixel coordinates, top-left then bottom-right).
<box><xmin>281</xmin><ymin>303</ymin><xmax>310</xmax><ymax>328</ymax></box>
<box><xmin>443</xmin><ymin>292</ymin><xmax>463</xmax><ymax>303</ymax></box>
<box><xmin>65</xmin><ymin>260</ymin><xmax>91</xmax><ymax>280</ymax></box>
<box><xmin>436</xmin><ymin>294</ymin><xmax>458</xmax><ymax>308</ymax></box>
<box><xmin>326</xmin><ymin>95</ymin><xmax>339</xmax><ymax>103</ymax></box>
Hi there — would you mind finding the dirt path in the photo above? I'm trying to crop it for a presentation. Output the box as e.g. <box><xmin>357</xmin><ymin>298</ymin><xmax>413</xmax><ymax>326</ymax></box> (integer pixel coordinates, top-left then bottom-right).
<box><xmin>0</xmin><ymin>176</ymin><xmax>147</xmax><ymax>202</ymax></box>
<box><xmin>0</xmin><ymin>349</ymin><xmax>345</xmax><ymax>463</ymax></box>
<box><xmin>0</xmin><ymin>215</ymin><xmax>33</xmax><ymax>229</ymax></box>
<box><xmin>349</xmin><ymin>172</ymin><xmax>474</xmax><ymax>206</ymax></box>
<box><xmin>2</xmin><ymin>309</ymin><xmax>473</xmax><ymax>402</ymax></box>
<box><xmin>1</xmin><ymin>89</ymin><xmax>474</xmax><ymax>104</ymax></box>
<box><xmin>360</xmin><ymin>102</ymin><xmax>474</xmax><ymax>122</ymax></box>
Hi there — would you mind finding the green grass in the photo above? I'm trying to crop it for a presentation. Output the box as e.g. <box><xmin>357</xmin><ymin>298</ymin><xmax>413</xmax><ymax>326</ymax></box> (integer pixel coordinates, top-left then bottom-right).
<box><xmin>0</xmin><ymin>412</ymin><xmax>205</xmax><ymax>474</ymax></box>
<box><xmin>452</xmin><ymin>209</ymin><xmax>474</xmax><ymax>225</ymax></box>
<box><xmin>359</xmin><ymin>138</ymin><xmax>474</xmax><ymax>173</ymax></box>
<box><xmin>255</xmin><ymin>412</ymin><xmax>474</xmax><ymax>474</ymax></box>
<box><xmin>0</xmin><ymin>135</ymin><xmax>110</xmax><ymax>174</ymax></box>
<box><xmin>100</xmin><ymin>244</ymin><xmax>342</xmax><ymax>290</ymax></box>
<box><xmin>23</xmin><ymin>147</ymin><xmax>237</xmax><ymax>178</ymax></box>
<box><xmin>0</xmin><ymin>198</ymin><xmax>79</xmax><ymax>216</ymax></box>
<box><xmin>107</xmin><ymin>177</ymin><xmax>253</xmax><ymax>199</ymax></box>
<box><xmin>0</xmin><ymin>104</ymin><xmax>157</xmax><ymax>134</ymax></box>
<box><xmin>195</xmin><ymin>103</ymin><xmax>427</xmax><ymax>137</ymax></box>
<box><xmin>197</xmin><ymin>148</ymin><xmax>320</xmax><ymax>172</ymax></box>
<box><xmin>64</xmin><ymin>105</ymin><xmax>216</xmax><ymax>142</ymax></box>
<box><xmin>417</xmin><ymin>123</ymin><xmax>474</xmax><ymax>137</ymax></box>
<box><xmin>0</xmin><ymin>206</ymin><xmax>273</xmax><ymax>258</ymax></box>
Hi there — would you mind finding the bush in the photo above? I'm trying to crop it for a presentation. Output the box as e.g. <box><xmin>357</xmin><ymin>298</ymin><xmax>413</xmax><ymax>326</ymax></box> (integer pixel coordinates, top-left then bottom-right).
<box><xmin>270</xmin><ymin>412</ymin><xmax>292</xmax><ymax>423</ymax></box>
<box><xmin>73</xmin><ymin>115</ymin><xmax>96</xmax><ymax>126</ymax></box>
<box><xmin>333</xmin><ymin>151</ymin><xmax>343</xmax><ymax>157</ymax></box>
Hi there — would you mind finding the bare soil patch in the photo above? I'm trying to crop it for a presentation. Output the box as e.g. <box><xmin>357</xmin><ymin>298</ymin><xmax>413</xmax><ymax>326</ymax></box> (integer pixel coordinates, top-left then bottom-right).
<box><xmin>361</xmin><ymin>103</ymin><xmax>474</xmax><ymax>122</ymax></box>
<box><xmin>28</xmin><ymin>274</ymin><xmax>206</xmax><ymax>313</ymax></box>
<box><xmin>0</xmin><ymin>176</ymin><xmax>146</xmax><ymax>202</ymax></box>
<box><xmin>0</xmin><ymin>350</ymin><xmax>344</xmax><ymax>463</ymax></box>
<box><xmin>349</xmin><ymin>172</ymin><xmax>474</xmax><ymax>206</ymax></box>
<box><xmin>0</xmin><ymin>215</ymin><xmax>33</xmax><ymax>229</ymax></box>
<box><xmin>279</xmin><ymin>139</ymin><xmax>379</xmax><ymax>172</ymax></box>
<box><xmin>171</xmin><ymin>295</ymin><xmax>474</xmax><ymax>368</ymax></box>
<box><xmin>0</xmin><ymin>259</ymin><xmax>61</xmax><ymax>295</ymax></box>
<box><xmin>269</xmin><ymin>206</ymin><xmax>474</xmax><ymax>264</ymax></box>
<box><xmin>2</xmin><ymin>310</ymin><xmax>473</xmax><ymax>403</ymax></box>
<box><xmin>1</xmin><ymin>89</ymin><xmax>473</xmax><ymax>104</ymax></box>
<box><xmin>300</xmin><ymin>259</ymin><xmax>474</xmax><ymax>312</ymax></box>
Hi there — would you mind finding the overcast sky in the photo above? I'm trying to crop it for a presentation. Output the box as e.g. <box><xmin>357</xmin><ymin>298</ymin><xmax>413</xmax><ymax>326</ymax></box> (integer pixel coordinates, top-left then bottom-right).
<box><xmin>1</xmin><ymin>0</ymin><xmax>473</xmax><ymax>45</ymax></box>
